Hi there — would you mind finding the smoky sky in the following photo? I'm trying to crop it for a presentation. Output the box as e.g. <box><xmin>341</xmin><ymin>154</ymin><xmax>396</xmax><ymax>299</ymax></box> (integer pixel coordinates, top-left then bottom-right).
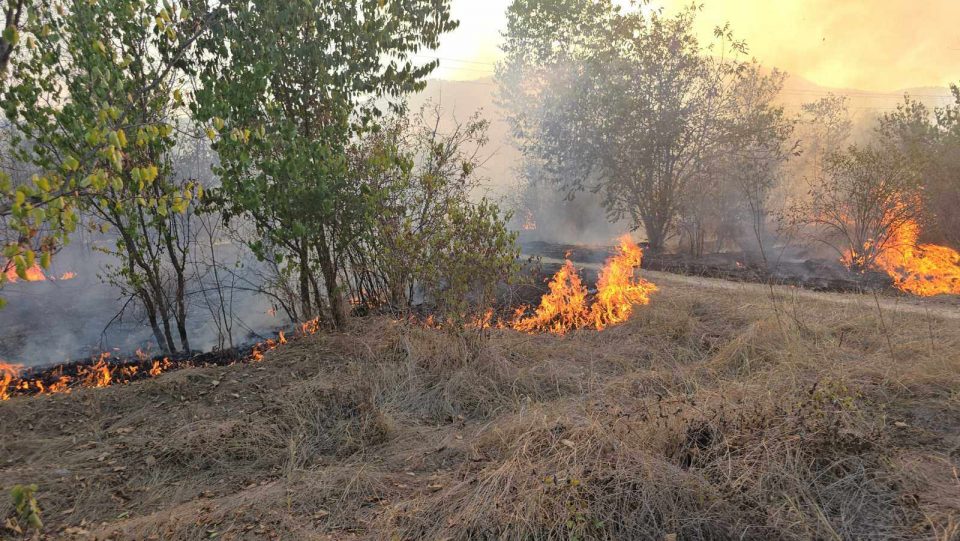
<box><xmin>659</xmin><ymin>0</ymin><xmax>960</xmax><ymax>92</ymax></box>
<box><xmin>442</xmin><ymin>0</ymin><xmax>960</xmax><ymax>92</ymax></box>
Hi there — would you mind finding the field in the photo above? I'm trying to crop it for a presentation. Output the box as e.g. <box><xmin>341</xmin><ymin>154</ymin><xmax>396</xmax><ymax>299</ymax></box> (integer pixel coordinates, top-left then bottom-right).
<box><xmin>2</xmin><ymin>273</ymin><xmax>959</xmax><ymax>540</ymax></box>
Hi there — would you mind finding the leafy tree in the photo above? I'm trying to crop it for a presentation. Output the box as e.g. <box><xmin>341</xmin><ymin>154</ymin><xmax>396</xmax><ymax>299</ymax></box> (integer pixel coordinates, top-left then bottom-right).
<box><xmin>788</xmin><ymin>145</ymin><xmax>922</xmax><ymax>271</ymax></box>
<box><xmin>3</xmin><ymin>0</ymin><xmax>211</xmax><ymax>352</ymax></box>
<box><xmin>498</xmin><ymin>1</ymin><xmax>746</xmax><ymax>251</ymax></box>
<box><xmin>1</xmin><ymin>0</ymin><xmax>28</xmax><ymax>81</ymax></box>
<box><xmin>345</xmin><ymin>105</ymin><xmax>519</xmax><ymax>324</ymax></box>
<box><xmin>195</xmin><ymin>0</ymin><xmax>457</xmax><ymax>327</ymax></box>
<box><xmin>878</xmin><ymin>88</ymin><xmax>960</xmax><ymax>247</ymax></box>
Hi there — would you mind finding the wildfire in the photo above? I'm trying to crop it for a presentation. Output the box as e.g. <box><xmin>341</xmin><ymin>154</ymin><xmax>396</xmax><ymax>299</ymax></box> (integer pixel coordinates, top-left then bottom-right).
<box><xmin>1</xmin><ymin>361</ymin><xmax>24</xmax><ymax>401</ymax></box>
<box><xmin>0</xmin><ymin>317</ymin><xmax>322</xmax><ymax>401</ymax></box>
<box><xmin>874</xmin><ymin>219</ymin><xmax>960</xmax><ymax>296</ymax></box>
<box><xmin>521</xmin><ymin>209</ymin><xmax>537</xmax><ymax>231</ymax></box>
<box><xmin>512</xmin><ymin>235</ymin><xmax>657</xmax><ymax>334</ymax></box>
<box><xmin>844</xmin><ymin>214</ymin><xmax>960</xmax><ymax>297</ymax></box>
<box><xmin>3</xmin><ymin>262</ymin><xmax>77</xmax><ymax>283</ymax></box>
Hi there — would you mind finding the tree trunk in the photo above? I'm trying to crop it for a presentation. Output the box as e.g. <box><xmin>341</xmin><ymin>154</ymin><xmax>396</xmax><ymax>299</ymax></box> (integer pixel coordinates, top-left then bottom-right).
<box><xmin>315</xmin><ymin>230</ymin><xmax>345</xmax><ymax>328</ymax></box>
<box><xmin>297</xmin><ymin>240</ymin><xmax>313</xmax><ymax>320</ymax></box>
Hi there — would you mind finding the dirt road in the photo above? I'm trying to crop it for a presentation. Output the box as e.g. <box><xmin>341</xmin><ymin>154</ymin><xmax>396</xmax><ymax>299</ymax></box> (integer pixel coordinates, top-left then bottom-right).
<box><xmin>532</xmin><ymin>255</ymin><xmax>960</xmax><ymax>320</ymax></box>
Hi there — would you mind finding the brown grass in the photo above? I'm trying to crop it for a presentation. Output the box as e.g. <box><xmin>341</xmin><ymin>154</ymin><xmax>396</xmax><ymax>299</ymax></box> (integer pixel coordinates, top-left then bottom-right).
<box><xmin>1</xmin><ymin>276</ymin><xmax>958</xmax><ymax>540</ymax></box>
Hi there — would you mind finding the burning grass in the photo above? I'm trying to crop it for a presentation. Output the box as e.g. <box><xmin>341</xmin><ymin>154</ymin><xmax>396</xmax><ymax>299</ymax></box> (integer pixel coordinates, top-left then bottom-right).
<box><xmin>1</xmin><ymin>275</ymin><xmax>959</xmax><ymax>539</ymax></box>
<box><xmin>843</xmin><ymin>205</ymin><xmax>960</xmax><ymax>297</ymax></box>
<box><xmin>512</xmin><ymin>235</ymin><xmax>657</xmax><ymax>333</ymax></box>
<box><xmin>0</xmin><ymin>320</ymin><xmax>320</xmax><ymax>401</ymax></box>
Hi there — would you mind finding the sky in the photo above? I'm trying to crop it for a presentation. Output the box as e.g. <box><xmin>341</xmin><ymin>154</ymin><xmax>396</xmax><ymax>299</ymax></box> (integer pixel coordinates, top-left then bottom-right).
<box><xmin>430</xmin><ymin>0</ymin><xmax>960</xmax><ymax>93</ymax></box>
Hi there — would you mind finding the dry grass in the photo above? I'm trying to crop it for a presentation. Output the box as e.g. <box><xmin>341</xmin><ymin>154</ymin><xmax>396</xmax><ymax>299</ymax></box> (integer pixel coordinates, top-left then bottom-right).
<box><xmin>1</xmin><ymin>276</ymin><xmax>958</xmax><ymax>540</ymax></box>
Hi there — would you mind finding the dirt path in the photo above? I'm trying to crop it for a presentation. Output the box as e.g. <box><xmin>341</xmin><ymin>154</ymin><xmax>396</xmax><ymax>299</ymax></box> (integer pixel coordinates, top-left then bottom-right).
<box><xmin>532</xmin><ymin>255</ymin><xmax>960</xmax><ymax>320</ymax></box>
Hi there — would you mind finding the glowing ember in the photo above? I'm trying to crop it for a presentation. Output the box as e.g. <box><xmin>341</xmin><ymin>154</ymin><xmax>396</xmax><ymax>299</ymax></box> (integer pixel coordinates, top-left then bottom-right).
<box><xmin>1</xmin><ymin>317</ymin><xmax>323</xmax><ymax>401</ymax></box>
<box><xmin>513</xmin><ymin>235</ymin><xmax>657</xmax><ymax>334</ymax></box>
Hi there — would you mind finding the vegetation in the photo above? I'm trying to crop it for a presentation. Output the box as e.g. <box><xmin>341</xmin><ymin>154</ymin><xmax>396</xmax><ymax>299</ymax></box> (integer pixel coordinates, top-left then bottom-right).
<box><xmin>1</xmin><ymin>0</ymin><xmax>959</xmax><ymax>539</ymax></box>
<box><xmin>194</xmin><ymin>0</ymin><xmax>459</xmax><ymax>327</ymax></box>
<box><xmin>2</xmin><ymin>274</ymin><xmax>958</xmax><ymax>538</ymax></box>
<box><xmin>788</xmin><ymin>145</ymin><xmax>922</xmax><ymax>270</ymax></box>
<box><xmin>498</xmin><ymin>1</ymin><xmax>796</xmax><ymax>253</ymax></box>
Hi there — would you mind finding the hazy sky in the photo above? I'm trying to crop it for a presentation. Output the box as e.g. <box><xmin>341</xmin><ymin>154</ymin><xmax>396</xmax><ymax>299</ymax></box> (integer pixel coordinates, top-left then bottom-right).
<box><xmin>431</xmin><ymin>0</ymin><xmax>960</xmax><ymax>93</ymax></box>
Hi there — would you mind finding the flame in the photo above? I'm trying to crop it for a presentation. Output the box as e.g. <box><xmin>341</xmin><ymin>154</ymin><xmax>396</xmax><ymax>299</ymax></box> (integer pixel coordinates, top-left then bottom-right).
<box><xmin>842</xmin><ymin>208</ymin><xmax>960</xmax><ymax>297</ymax></box>
<box><xmin>1</xmin><ymin>317</ymin><xmax>323</xmax><ymax>401</ymax></box>
<box><xmin>513</xmin><ymin>235</ymin><xmax>657</xmax><ymax>334</ymax></box>
<box><xmin>3</xmin><ymin>262</ymin><xmax>76</xmax><ymax>283</ymax></box>
<box><xmin>4</xmin><ymin>263</ymin><xmax>47</xmax><ymax>282</ymax></box>
<box><xmin>1</xmin><ymin>361</ymin><xmax>24</xmax><ymax>401</ymax></box>
<box><xmin>521</xmin><ymin>209</ymin><xmax>537</xmax><ymax>231</ymax></box>
<box><xmin>873</xmin><ymin>220</ymin><xmax>960</xmax><ymax>296</ymax></box>
<box><xmin>590</xmin><ymin>235</ymin><xmax>658</xmax><ymax>329</ymax></box>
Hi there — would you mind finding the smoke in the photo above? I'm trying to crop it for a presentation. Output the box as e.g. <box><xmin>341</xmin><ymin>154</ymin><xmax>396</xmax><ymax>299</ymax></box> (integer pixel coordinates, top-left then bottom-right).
<box><xmin>0</xmin><ymin>241</ymin><xmax>280</xmax><ymax>368</ymax></box>
<box><xmin>651</xmin><ymin>0</ymin><xmax>960</xmax><ymax>93</ymax></box>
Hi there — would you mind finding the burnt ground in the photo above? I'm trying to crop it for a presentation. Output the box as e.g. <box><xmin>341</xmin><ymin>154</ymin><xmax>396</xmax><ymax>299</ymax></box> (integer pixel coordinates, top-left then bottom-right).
<box><xmin>1</xmin><ymin>272</ymin><xmax>958</xmax><ymax>540</ymax></box>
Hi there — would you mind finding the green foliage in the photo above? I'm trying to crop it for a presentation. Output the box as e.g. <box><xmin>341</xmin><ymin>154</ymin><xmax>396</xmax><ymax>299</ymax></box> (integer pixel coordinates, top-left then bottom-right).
<box><xmin>9</xmin><ymin>483</ymin><xmax>42</xmax><ymax>532</ymax></box>
<box><xmin>878</xmin><ymin>87</ymin><xmax>960</xmax><ymax>247</ymax></box>
<box><xmin>2</xmin><ymin>0</ymin><xmax>208</xmax><ymax>351</ymax></box>
<box><xmin>498</xmin><ymin>1</ymin><xmax>750</xmax><ymax>250</ymax></box>
<box><xmin>195</xmin><ymin>0</ymin><xmax>458</xmax><ymax>325</ymax></box>
<box><xmin>345</xmin><ymin>107</ymin><xmax>519</xmax><ymax>326</ymax></box>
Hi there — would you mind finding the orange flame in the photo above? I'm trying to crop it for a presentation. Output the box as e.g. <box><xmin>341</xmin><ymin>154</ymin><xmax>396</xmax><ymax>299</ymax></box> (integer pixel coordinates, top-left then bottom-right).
<box><xmin>1</xmin><ymin>361</ymin><xmax>24</xmax><ymax>401</ymax></box>
<box><xmin>1</xmin><ymin>317</ymin><xmax>324</xmax><ymax>401</ymax></box>
<box><xmin>843</xmin><ymin>209</ymin><xmax>960</xmax><ymax>297</ymax></box>
<box><xmin>513</xmin><ymin>235</ymin><xmax>657</xmax><ymax>334</ymax></box>
<box><xmin>4</xmin><ymin>263</ymin><xmax>47</xmax><ymax>282</ymax></box>
<box><xmin>3</xmin><ymin>262</ymin><xmax>76</xmax><ymax>283</ymax></box>
<box><xmin>873</xmin><ymin>220</ymin><xmax>960</xmax><ymax>296</ymax></box>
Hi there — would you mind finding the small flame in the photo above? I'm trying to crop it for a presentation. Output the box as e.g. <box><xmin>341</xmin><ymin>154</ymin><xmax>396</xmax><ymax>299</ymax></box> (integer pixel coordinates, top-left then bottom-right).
<box><xmin>3</xmin><ymin>262</ymin><xmax>76</xmax><ymax>283</ymax></box>
<box><xmin>1</xmin><ymin>361</ymin><xmax>25</xmax><ymax>401</ymax></box>
<box><xmin>513</xmin><ymin>235</ymin><xmax>657</xmax><ymax>334</ymax></box>
<box><xmin>521</xmin><ymin>209</ymin><xmax>537</xmax><ymax>231</ymax></box>
<box><xmin>1</xmin><ymin>317</ymin><xmax>324</xmax><ymax>401</ymax></box>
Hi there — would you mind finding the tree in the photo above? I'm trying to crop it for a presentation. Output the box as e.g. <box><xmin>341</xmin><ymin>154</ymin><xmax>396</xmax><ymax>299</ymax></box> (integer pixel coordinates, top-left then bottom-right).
<box><xmin>3</xmin><ymin>0</ymin><xmax>211</xmax><ymax>352</ymax></box>
<box><xmin>498</xmin><ymin>1</ymin><xmax>746</xmax><ymax>251</ymax></box>
<box><xmin>345</xmin><ymin>105</ymin><xmax>519</xmax><ymax>324</ymax></box>
<box><xmin>1</xmin><ymin>0</ymin><xmax>27</xmax><ymax>81</ymax></box>
<box><xmin>719</xmin><ymin>64</ymin><xmax>796</xmax><ymax>262</ymax></box>
<box><xmin>878</xmin><ymin>88</ymin><xmax>960</xmax><ymax>248</ymax></box>
<box><xmin>788</xmin><ymin>145</ymin><xmax>922</xmax><ymax>271</ymax></box>
<box><xmin>195</xmin><ymin>0</ymin><xmax>457</xmax><ymax>327</ymax></box>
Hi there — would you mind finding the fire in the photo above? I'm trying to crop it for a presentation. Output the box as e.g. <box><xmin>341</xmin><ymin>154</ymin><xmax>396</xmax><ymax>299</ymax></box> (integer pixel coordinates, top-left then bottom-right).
<box><xmin>513</xmin><ymin>235</ymin><xmax>657</xmax><ymax>334</ymax></box>
<box><xmin>521</xmin><ymin>209</ymin><xmax>537</xmax><ymax>231</ymax></box>
<box><xmin>873</xmin><ymin>220</ymin><xmax>960</xmax><ymax>297</ymax></box>
<box><xmin>4</xmin><ymin>263</ymin><xmax>47</xmax><ymax>282</ymax></box>
<box><xmin>2</xmin><ymin>262</ymin><xmax>76</xmax><ymax>283</ymax></box>
<box><xmin>590</xmin><ymin>235</ymin><xmax>657</xmax><ymax>329</ymax></box>
<box><xmin>1</xmin><ymin>317</ymin><xmax>323</xmax><ymax>401</ymax></box>
<box><xmin>1</xmin><ymin>361</ymin><xmax>25</xmax><ymax>401</ymax></box>
<box><xmin>843</xmin><ymin>212</ymin><xmax>960</xmax><ymax>297</ymax></box>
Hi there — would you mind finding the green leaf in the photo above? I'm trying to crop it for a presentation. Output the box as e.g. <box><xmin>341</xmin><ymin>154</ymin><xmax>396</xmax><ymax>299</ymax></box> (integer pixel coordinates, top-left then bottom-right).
<box><xmin>2</xmin><ymin>25</ymin><xmax>19</xmax><ymax>46</ymax></box>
